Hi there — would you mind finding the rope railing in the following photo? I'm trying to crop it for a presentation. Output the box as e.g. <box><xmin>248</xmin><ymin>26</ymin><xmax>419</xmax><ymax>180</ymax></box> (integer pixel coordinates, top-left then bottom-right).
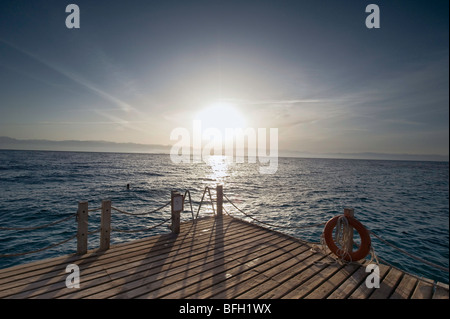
<box><xmin>0</xmin><ymin>225</ymin><xmax>98</xmax><ymax>258</ymax></box>
<box><xmin>0</xmin><ymin>187</ymin><xmax>218</xmax><ymax>259</ymax></box>
<box><xmin>183</xmin><ymin>190</ymin><xmax>194</xmax><ymax>220</ymax></box>
<box><xmin>0</xmin><ymin>197</ymin><xmax>175</xmax><ymax>257</ymax></box>
<box><xmin>0</xmin><ymin>213</ymin><xmax>76</xmax><ymax>231</ymax></box>
<box><xmin>111</xmin><ymin>201</ymin><xmax>170</xmax><ymax>216</ymax></box>
<box><xmin>87</xmin><ymin>227</ymin><xmax>101</xmax><ymax>236</ymax></box>
<box><xmin>0</xmin><ymin>188</ymin><xmax>214</xmax><ymax>258</ymax></box>
<box><xmin>223</xmin><ymin>192</ymin><xmax>449</xmax><ymax>274</ymax></box>
<box><xmin>111</xmin><ymin>217</ymin><xmax>172</xmax><ymax>233</ymax></box>
<box><xmin>0</xmin><ymin>234</ymin><xmax>77</xmax><ymax>258</ymax></box>
<box><xmin>223</xmin><ymin>193</ymin><xmax>327</xmax><ymax>229</ymax></box>
<box><xmin>195</xmin><ymin>186</ymin><xmax>216</xmax><ymax>219</ymax></box>
<box><xmin>0</xmin><ymin>212</ymin><xmax>78</xmax><ymax>258</ymax></box>
<box><xmin>0</xmin><ymin>188</ymin><xmax>236</xmax><ymax>259</ymax></box>
<box><xmin>369</xmin><ymin>229</ymin><xmax>449</xmax><ymax>273</ymax></box>
<box><xmin>2</xmin><ymin>186</ymin><xmax>448</xmax><ymax>277</ymax></box>
<box><xmin>109</xmin><ymin>197</ymin><xmax>188</xmax><ymax>233</ymax></box>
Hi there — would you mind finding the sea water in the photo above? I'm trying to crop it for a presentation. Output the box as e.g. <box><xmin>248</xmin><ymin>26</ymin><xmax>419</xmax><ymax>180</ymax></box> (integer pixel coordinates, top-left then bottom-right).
<box><xmin>0</xmin><ymin>150</ymin><xmax>448</xmax><ymax>284</ymax></box>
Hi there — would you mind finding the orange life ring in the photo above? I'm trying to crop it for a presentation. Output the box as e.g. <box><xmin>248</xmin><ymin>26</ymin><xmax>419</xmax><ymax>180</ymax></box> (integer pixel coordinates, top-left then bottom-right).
<box><xmin>323</xmin><ymin>215</ymin><xmax>371</xmax><ymax>261</ymax></box>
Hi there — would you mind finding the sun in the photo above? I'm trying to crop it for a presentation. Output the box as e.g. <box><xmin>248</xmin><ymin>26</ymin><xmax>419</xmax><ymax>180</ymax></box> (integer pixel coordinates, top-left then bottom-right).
<box><xmin>195</xmin><ymin>101</ymin><xmax>247</xmax><ymax>132</ymax></box>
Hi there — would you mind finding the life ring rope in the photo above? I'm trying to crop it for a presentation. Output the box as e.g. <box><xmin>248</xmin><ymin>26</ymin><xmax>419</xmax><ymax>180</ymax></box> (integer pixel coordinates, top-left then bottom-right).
<box><xmin>323</xmin><ymin>215</ymin><xmax>372</xmax><ymax>262</ymax></box>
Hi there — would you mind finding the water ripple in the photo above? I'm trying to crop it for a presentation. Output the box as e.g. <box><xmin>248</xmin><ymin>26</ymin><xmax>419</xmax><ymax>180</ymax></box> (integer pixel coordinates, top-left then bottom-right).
<box><xmin>0</xmin><ymin>150</ymin><xmax>448</xmax><ymax>284</ymax></box>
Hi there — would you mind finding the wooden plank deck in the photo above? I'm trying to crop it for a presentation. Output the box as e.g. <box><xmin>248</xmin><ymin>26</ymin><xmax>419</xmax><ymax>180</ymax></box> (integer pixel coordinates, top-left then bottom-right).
<box><xmin>0</xmin><ymin>215</ymin><xmax>448</xmax><ymax>299</ymax></box>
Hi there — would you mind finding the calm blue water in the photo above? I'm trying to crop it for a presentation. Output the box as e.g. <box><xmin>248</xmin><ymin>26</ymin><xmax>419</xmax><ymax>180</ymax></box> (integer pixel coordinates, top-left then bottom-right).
<box><xmin>0</xmin><ymin>150</ymin><xmax>448</xmax><ymax>284</ymax></box>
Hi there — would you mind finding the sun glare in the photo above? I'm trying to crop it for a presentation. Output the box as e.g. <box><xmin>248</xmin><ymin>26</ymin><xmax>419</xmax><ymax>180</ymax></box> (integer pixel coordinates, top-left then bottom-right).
<box><xmin>195</xmin><ymin>101</ymin><xmax>247</xmax><ymax>132</ymax></box>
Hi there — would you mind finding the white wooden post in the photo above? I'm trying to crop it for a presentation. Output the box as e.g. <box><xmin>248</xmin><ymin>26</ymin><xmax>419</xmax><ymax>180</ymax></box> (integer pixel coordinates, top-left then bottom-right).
<box><xmin>77</xmin><ymin>201</ymin><xmax>88</xmax><ymax>255</ymax></box>
<box><xmin>216</xmin><ymin>185</ymin><xmax>223</xmax><ymax>217</ymax></box>
<box><xmin>100</xmin><ymin>200</ymin><xmax>111</xmax><ymax>251</ymax></box>
<box><xmin>344</xmin><ymin>208</ymin><xmax>355</xmax><ymax>253</ymax></box>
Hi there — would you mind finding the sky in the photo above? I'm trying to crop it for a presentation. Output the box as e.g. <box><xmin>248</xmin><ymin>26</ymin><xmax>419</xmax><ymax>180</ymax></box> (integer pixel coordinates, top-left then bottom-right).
<box><xmin>0</xmin><ymin>0</ymin><xmax>448</xmax><ymax>157</ymax></box>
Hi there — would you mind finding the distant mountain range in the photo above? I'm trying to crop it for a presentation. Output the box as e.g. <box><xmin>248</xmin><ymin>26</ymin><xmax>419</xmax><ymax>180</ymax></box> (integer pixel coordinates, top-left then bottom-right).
<box><xmin>0</xmin><ymin>136</ymin><xmax>171</xmax><ymax>154</ymax></box>
<box><xmin>0</xmin><ymin>136</ymin><xmax>448</xmax><ymax>162</ymax></box>
<box><xmin>279</xmin><ymin>149</ymin><xmax>449</xmax><ymax>162</ymax></box>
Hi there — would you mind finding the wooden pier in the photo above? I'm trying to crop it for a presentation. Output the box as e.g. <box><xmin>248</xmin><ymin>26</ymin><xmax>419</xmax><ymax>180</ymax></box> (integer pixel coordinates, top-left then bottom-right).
<box><xmin>0</xmin><ymin>215</ymin><xmax>448</xmax><ymax>299</ymax></box>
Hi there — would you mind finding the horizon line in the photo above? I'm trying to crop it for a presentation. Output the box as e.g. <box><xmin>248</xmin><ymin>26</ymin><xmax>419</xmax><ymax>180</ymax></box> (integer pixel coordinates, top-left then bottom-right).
<box><xmin>0</xmin><ymin>136</ymin><xmax>448</xmax><ymax>162</ymax></box>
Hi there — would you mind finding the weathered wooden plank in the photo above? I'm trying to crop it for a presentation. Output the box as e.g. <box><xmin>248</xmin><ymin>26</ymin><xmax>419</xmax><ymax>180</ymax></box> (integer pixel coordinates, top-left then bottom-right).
<box><xmin>369</xmin><ymin>267</ymin><xmax>403</xmax><ymax>299</ymax></box>
<box><xmin>0</xmin><ymin>218</ymin><xmax>233</xmax><ymax>289</ymax></box>
<box><xmin>236</xmin><ymin>248</ymin><xmax>324</xmax><ymax>299</ymax></box>
<box><xmin>162</xmin><ymin>244</ymin><xmax>298</xmax><ymax>299</ymax></box>
<box><xmin>0</xmin><ymin>216</ymin><xmax>217</xmax><ymax>282</ymax></box>
<box><xmin>1</xmin><ymin>214</ymin><xmax>447</xmax><ymax>300</ymax></box>
<box><xmin>0</xmin><ymin>234</ymin><xmax>180</xmax><ymax>294</ymax></box>
<box><xmin>326</xmin><ymin>260</ymin><xmax>369</xmax><ymax>299</ymax></box>
<box><xmin>99</xmin><ymin>200</ymin><xmax>112</xmax><ymax>251</ymax></box>
<box><xmin>390</xmin><ymin>273</ymin><xmax>418</xmax><ymax>299</ymax></box>
<box><xmin>142</xmin><ymin>241</ymin><xmax>302</xmax><ymax>299</ymax></box>
<box><xmin>89</xmin><ymin>235</ymin><xmax>290</xmax><ymax>299</ymax></box>
<box><xmin>348</xmin><ymin>262</ymin><xmax>390</xmax><ymax>299</ymax></box>
<box><xmin>304</xmin><ymin>261</ymin><xmax>362</xmax><ymax>299</ymax></box>
<box><xmin>281</xmin><ymin>258</ymin><xmax>344</xmax><ymax>299</ymax></box>
<box><xmin>411</xmin><ymin>278</ymin><xmax>434</xmax><ymax>299</ymax></box>
<box><xmin>2</xmin><ymin>217</ymin><xmax>252</xmax><ymax>298</ymax></box>
<box><xmin>77</xmin><ymin>201</ymin><xmax>89</xmax><ymax>255</ymax></box>
<box><xmin>225</xmin><ymin>245</ymin><xmax>315</xmax><ymax>299</ymax></box>
<box><xmin>432</xmin><ymin>282</ymin><xmax>449</xmax><ymax>299</ymax></box>
<box><xmin>2</xmin><ymin>216</ymin><xmax>234</xmax><ymax>280</ymax></box>
<box><xmin>258</xmin><ymin>253</ymin><xmax>327</xmax><ymax>299</ymax></box>
<box><xmin>32</xmin><ymin>220</ymin><xmax>275</xmax><ymax>299</ymax></box>
<box><xmin>73</xmin><ymin>220</ymin><xmax>292</xmax><ymax>297</ymax></box>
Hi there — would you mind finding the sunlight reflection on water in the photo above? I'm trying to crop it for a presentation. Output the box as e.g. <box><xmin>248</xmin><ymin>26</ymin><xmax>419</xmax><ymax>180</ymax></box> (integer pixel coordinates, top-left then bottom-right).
<box><xmin>0</xmin><ymin>150</ymin><xmax>448</xmax><ymax>283</ymax></box>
